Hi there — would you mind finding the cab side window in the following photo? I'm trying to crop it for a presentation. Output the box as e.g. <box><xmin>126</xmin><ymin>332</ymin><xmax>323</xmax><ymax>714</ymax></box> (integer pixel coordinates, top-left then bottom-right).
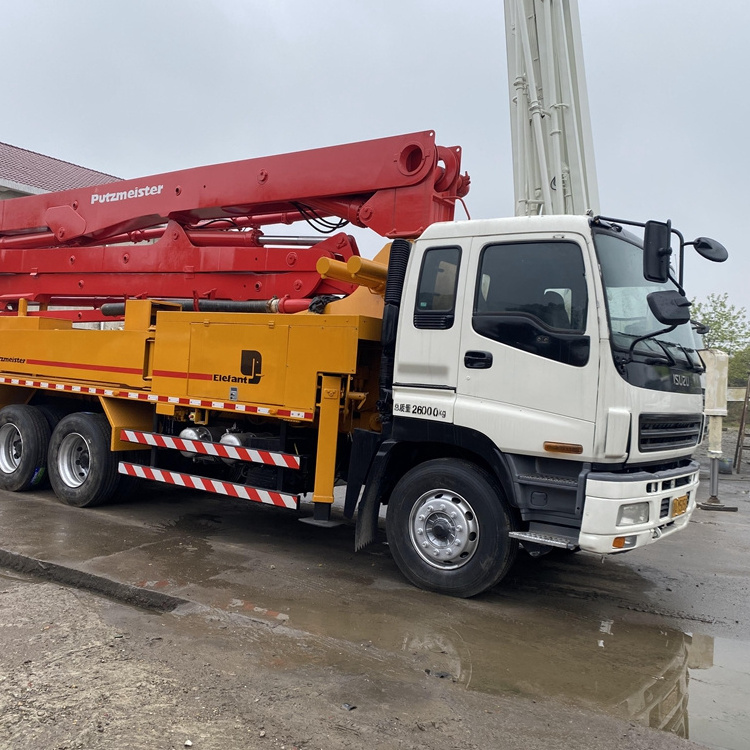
<box><xmin>414</xmin><ymin>246</ymin><xmax>461</xmax><ymax>330</ymax></box>
<box><xmin>473</xmin><ymin>241</ymin><xmax>589</xmax><ymax>366</ymax></box>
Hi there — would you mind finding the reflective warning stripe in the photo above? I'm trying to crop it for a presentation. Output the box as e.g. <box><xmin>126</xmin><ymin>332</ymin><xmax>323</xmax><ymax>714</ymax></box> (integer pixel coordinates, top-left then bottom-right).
<box><xmin>118</xmin><ymin>462</ymin><xmax>299</xmax><ymax>510</ymax></box>
<box><xmin>120</xmin><ymin>430</ymin><xmax>301</xmax><ymax>469</ymax></box>
<box><xmin>0</xmin><ymin>376</ymin><xmax>313</xmax><ymax>420</ymax></box>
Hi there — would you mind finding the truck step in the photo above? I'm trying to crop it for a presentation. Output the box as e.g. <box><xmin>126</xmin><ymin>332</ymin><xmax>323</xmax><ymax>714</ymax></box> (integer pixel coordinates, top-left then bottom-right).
<box><xmin>299</xmin><ymin>517</ymin><xmax>344</xmax><ymax>528</ymax></box>
<box><xmin>119</xmin><ymin>430</ymin><xmax>300</xmax><ymax>469</ymax></box>
<box><xmin>509</xmin><ymin>530</ymin><xmax>579</xmax><ymax>549</ymax></box>
<box><xmin>118</xmin><ymin>462</ymin><xmax>299</xmax><ymax>510</ymax></box>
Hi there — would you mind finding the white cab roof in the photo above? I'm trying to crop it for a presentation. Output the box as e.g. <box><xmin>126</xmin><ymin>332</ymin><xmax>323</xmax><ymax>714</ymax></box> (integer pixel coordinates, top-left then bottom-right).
<box><xmin>419</xmin><ymin>214</ymin><xmax>594</xmax><ymax>241</ymax></box>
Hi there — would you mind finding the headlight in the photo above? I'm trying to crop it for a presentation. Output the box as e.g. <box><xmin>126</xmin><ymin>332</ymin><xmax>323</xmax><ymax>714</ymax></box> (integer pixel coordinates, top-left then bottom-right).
<box><xmin>617</xmin><ymin>502</ymin><xmax>649</xmax><ymax>526</ymax></box>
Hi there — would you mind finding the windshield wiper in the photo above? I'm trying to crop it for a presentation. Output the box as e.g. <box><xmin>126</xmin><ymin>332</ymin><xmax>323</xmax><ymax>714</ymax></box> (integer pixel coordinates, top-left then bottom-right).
<box><xmin>612</xmin><ymin>335</ymin><xmax>670</xmax><ymax>367</ymax></box>
<box><xmin>614</xmin><ymin>330</ymin><xmax>703</xmax><ymax>372</ymax></box>
<box><xmin>622</xmin><ymin>325</ymin><xmax>678</xmax><ymax>366</ymax></box>
<box><xmin>660</xmin><ymin>340</ymin><xmax>705</xmax><ymax>373</ymax></box>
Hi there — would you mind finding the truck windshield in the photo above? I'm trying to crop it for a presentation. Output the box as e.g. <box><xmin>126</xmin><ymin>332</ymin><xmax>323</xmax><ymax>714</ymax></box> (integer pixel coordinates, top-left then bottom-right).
<box><xmin>594</xmin><ymin>231</ymin><xmax>703</xmax><ymax>370</ymax></box>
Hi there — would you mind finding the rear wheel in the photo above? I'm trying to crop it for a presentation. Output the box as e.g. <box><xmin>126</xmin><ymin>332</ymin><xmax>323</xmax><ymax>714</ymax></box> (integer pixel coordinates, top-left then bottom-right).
<box><xmin>37</xmin><ymin>403</ymin><xmax>69</xmax><ymax>433</ymax></box>
<box><xmin>0</xmin><ymin>404</ymin><xmax>51</xmax><ymax>491</ymax></box>
<box><xmin>48</xmin><ymin>413</ymin><xmax>120</xmax><ymax>507</ymax></box>
<box><xmin>385</xmin><ymin>458</ymin><xmax>517</xmax><ymax>597</ymax></box>
<box><xmin>32</xmin><ymin>404</ymin><xmax>70</xmax><ymax>489</ymax></box>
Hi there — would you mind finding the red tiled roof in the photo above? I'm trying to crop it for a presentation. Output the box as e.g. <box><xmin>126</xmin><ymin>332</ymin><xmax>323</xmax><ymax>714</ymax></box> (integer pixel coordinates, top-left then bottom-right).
<box><xmin>0</xmin><ymin>141</ymin><xmax>120</xmax><ymax>193</ymax></box>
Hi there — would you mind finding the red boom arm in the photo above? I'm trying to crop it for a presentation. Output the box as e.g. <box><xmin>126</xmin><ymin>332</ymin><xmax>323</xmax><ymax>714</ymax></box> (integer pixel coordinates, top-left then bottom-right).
<box><xmin>0</xmin><ymin>131</ymin><xmax>469</xmax><ymax>317</ymax></box>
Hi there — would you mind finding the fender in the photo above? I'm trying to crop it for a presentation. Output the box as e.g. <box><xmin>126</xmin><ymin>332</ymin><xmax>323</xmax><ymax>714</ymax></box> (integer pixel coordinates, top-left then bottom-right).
<box><xmin>352</xmin><ymin>417</ymin><xmax>517</xmax><ymax>550</ymax></box>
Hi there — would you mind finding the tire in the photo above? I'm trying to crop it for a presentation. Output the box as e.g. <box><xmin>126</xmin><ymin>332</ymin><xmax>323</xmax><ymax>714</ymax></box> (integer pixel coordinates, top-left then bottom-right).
<box><xmin>37</xmin><ymin>403</ymin><xmax>69</xmax><ymax>432</ymax></box>
<box><xmin>48</xmin><ymin>413</ymin><xmax>120</xmax><ymax>507</ymax></box>
<box><xmin>385</xmin><ymin>458</ymin><xmax>518</xmax><ymax>598</ymax></box>
<box><xmin>32</xmin><ymin>404</ymin><xmax>70</xmax><ymax>489</ymax></box>
<box><xmin>0</xmin><ymin>404</ymin><xmax>51</xmax><ymax>491</ymax></box>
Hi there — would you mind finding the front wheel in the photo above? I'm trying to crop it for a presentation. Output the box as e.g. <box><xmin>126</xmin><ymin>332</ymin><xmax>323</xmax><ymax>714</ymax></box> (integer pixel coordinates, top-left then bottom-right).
<box><xmin>385</xmin><ymin>459</ymin><xmax>518</xmax><ymax>597</ymax></box>
<box><xmin>48</xmin><ymin>413</ymin><xmax>120</xmax><ymax>507</ymax></box>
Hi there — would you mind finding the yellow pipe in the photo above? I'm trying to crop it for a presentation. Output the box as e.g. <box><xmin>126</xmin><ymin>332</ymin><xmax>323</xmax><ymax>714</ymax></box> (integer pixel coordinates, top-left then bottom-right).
<box><xmin>317</xmin><ymin>256</ymin><xmax>387</xmax><ymax>294</ymax></box>
<box><xmin>346</xmin><ymin>257</ymin><xmax>388</xmax><ymax>287</ymax></box>
<box><xmin>317</xmin><ymin>257</ymin><xmax>356</xmax><ymax>285</ymax></box>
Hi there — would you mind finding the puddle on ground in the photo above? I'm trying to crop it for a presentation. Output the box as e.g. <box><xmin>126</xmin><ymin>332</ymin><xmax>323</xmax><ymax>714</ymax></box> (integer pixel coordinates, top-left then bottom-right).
<box><xmin>124</xmin><ymin>511</ymin><xmax>750</xmax><ymax>750</ymax></box>
<box><xmin>685</xmin><ymin>634</ymin><xmax>750</xmax><ymax>750</ymax></box>
<box><xmin>225</xmin><ymin>592</ymin><xmax>750</xmax><ymax>750</ymax></box>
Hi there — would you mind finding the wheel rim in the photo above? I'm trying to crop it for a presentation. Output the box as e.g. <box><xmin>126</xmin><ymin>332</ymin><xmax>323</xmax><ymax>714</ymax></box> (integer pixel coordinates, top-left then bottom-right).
<box><xmin>57</xmin><ymin>432</ymin><xmax>90</xmax><ymax>488</ymax></box>
<box><xmin>0</xmin><ymin>423</ymin><xmax>23</xmax><ymax>473</ymax></box>
<box><xmin>408</xmin><ymin>489</ymin><xmax>479</xmax><ymax>569</ymax></box>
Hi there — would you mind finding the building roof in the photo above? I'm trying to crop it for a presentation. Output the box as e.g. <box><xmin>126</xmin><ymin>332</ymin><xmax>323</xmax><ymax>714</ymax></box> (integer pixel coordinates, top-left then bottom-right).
<box><xmin>0</xmin><ymin>141</ymin><xmax>120</xmax><ymax>194</ymax></box>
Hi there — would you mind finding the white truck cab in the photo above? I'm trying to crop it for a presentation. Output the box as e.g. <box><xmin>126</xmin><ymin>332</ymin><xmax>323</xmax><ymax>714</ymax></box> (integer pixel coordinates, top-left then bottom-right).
<box><xmin>375</xmin><ymin>215</ymin><xmax>708</xmax><ymax>594</ymax></box>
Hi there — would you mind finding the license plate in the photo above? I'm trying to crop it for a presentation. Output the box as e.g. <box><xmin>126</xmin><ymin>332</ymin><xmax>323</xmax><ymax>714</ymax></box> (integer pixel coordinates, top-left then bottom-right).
<box><xmin>672</xmin><ymin>494</ymin><xmax>689</xmax><ymax>517</ymax></box>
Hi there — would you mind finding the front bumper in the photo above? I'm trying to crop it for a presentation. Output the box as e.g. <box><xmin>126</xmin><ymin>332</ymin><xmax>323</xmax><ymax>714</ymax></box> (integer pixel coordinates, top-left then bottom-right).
<box><xmin>578</xmin><ymin>461</ymin><xmax>700</xmax><ymax>554</ymax></box>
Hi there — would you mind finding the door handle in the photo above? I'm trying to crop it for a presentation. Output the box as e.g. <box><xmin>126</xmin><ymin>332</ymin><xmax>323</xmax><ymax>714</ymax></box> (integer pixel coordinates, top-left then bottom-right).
<box><xmin>464</xmin><ymin>350</ymin><xmax>493</xmax><ymax>369</ymax></box>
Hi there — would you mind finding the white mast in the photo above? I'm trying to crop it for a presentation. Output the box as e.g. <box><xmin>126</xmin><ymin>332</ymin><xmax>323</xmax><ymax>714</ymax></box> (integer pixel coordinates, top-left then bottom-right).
<box><xmin>504</xmin><ymin>0</ymin><xmax>600</xmax><ymax>216</ymax></box>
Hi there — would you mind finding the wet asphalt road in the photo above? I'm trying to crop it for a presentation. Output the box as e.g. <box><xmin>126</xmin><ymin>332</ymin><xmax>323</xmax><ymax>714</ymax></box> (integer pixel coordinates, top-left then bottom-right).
<box><xmin>1</xmin><ymin>463</ymin><xmax>749</xmax><ymax>749</ymax></box>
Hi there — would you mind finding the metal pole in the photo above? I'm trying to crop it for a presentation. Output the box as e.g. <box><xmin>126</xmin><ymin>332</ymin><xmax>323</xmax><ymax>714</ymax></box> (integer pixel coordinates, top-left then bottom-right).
<box><xmin>698</xmin><ymin>350</ymin><xmax>738</xmax><ymax>511</ymax></box>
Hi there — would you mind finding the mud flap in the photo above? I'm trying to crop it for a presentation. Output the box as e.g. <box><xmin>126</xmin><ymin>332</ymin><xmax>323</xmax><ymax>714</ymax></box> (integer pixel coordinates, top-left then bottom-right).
<box><xmin>353</xmin><ymin>440</ymin><xmax>396</xmax><ymax>551</ymax></box>
<box><xmin>343</xmin><ymin>429</ymin><xmax>382</xmax><ymax>519</ymax></box>
<box><xmin>354</xmin><ymin>479</ymin><xmax>382</xmax><ymax>551</ymax></box>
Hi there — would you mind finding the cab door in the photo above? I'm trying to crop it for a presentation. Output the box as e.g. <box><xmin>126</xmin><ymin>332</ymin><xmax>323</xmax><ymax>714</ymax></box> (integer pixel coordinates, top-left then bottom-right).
<box><xmin>392</xmin><ymin>242</ymin><xmax>466</xmax><ymax>423</ymax></box>
<box><xmin>455</xmin><ymin>233</ymin><xmax>600</xmax><ymax>457</ymax></box>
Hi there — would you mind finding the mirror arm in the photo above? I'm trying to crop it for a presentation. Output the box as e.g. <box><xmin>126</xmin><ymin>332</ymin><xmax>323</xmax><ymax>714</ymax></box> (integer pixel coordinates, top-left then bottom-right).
<box><xmin>668</xmin><ymin>271</ymin><xmax>685</xmax><ymax>296</ymax></box>
<box><xmin>691</xmin><ymin>319</ymin><xmax>710</xmax><ymax>336</ymax></box>
<box><xmin>671</xmin><ymin>227</ymin><xmax>686</xmax><ymax>288</ymax></box>
<box><xmin>594</xmin><ymin>215</ymin><xmax>646</xmax><ymax>229</ymax></box>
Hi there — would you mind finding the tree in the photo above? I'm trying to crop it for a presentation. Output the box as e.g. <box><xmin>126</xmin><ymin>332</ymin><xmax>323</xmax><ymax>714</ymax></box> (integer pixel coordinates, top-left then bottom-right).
<box><xmin>691</xmin><ymin>292</ymin><xmax>750</xmax><ymax>354</ymax></box>
<box><xmin>728</xmin><ymin>345</ymin><xmax>750</xmax><ymax>388</ymax></box>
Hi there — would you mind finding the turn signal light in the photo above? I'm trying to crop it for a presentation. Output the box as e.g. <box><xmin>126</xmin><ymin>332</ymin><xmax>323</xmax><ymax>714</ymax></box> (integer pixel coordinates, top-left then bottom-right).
<box><xmin>543</xmin><ymin>441</ymin><xmax>583</xmax><ymax>455</ymax></box>
<box><xmin>613</xmin><ymin>535</ymin><xmax>636</xmax><ymax>549</ymax></box>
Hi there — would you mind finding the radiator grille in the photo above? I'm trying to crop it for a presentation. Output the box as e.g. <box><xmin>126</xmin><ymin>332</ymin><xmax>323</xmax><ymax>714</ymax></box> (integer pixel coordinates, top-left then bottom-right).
<box><xmin>639</xmin><ymin>414</ymin><xmax>702</xmax><ymax>452</ymax></box>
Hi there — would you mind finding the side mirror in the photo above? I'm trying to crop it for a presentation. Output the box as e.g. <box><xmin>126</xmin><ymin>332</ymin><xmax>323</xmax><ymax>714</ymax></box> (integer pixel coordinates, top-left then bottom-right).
<box><xmin>692</xmin><ymin>237</ymin><xmax>728</xmax><ymax>263</ymax></box>
<box><xmin>643</xmin><ymin>220</ymin><xmax>672</xmax><ymax>283</ymax></box>
<box><xmin>648</xmin><ymin>290</ymin><xmax>691</xmax><ymax>326</ymax></box>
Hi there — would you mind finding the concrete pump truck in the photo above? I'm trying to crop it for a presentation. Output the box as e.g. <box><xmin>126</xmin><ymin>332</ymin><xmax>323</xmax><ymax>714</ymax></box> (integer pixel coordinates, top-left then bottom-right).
<box><xmin>0</xmin><ymin>0</ymin><xmax>728</xmax><ymax>596</ymax></box>
<box><xmin>0</xmin><ymin>128</ymin><xmax>726</xmax><ymax>596</ymax></box>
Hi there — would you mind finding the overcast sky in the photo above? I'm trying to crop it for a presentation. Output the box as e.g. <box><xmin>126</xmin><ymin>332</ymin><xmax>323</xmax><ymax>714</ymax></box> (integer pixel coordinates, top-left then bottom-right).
<box><xmin>3</xmin><ymin>0</ymin><xmax>748</xmax><ymax>306</ymax></box>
